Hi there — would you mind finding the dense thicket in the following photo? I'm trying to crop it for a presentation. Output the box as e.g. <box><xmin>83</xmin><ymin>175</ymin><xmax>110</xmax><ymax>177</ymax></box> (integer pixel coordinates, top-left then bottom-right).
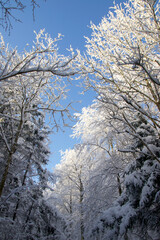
<box><xmin>50</xmin><ymin>0</ymin><xmax>160</xmax><ymax>239</ymax></box>
<box><xmin>0</xmin><ymin>0</ymin><xmax>160</xmax><ymax>239</ymax></box>
<box><xmin>0</xmin><ymin>31</ymin><xmax>77</xmax><ymax>239</ymax></box>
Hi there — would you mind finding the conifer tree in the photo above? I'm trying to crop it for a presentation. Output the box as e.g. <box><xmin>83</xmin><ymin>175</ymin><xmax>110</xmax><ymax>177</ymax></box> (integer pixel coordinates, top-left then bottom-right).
<box><xmin>91</xmin><ymin>115</ymin><xmax>160</xmax><ymax>240</ymax></box>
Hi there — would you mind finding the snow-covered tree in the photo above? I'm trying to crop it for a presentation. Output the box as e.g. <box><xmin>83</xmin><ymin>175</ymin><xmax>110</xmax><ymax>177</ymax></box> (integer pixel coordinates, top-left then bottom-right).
<box><xmin>48</xmin><ymin>0</ymin><xmax>160</xmax><ymax>238</ymax></box>
<box><xmin>0</xmin><ymin>30</ymin><xmax>78</xmax><ymax>239</ymax></box>
<box><xmin>78</xmin><ymin>0</ymin><xmax>160</xmax><ymax>135</ymax></box>
<box><xmin>74</xmin><ymin>0</ymin><xmax>160</xmax><ymax>238</ymax></box>
<box><xmin>91</xmin><ymin>115</ymin><xmax>160</xmax><ymax>240</ymax></box>
<box><xmin>53</xmin><ymin>146</ymin><xmax>90</xmax><ymax>240</ymax></box>
<box><xmin>47</xmin><ymin>0</ymin><xmax>160</xmax><ymax>238</ymax></box>
<box><xmin>0</xmin><ymin>29</ymin><xmax>77</xmax><ymax>197</ymax></box>
<box><xmin>71</xmin><ymin>100</ymin><xmax>132</xmax><ymax>238</ymax></box>
<box><xmin>0</xmin><ymin>103</ymin><xmax>56</xmax><ymax>239</ymax></box>
<box><xmin>52</xmin><ymin>101</ymin><xmax>130</xmax><ymax>239</ymax></box>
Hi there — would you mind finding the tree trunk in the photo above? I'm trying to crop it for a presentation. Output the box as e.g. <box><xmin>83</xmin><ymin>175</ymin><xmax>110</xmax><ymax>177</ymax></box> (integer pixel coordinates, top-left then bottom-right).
<box><xmin>0</xmin><ymin>112</ymin><xmax>24</xmax><ymax>197</ymax></box>
<box><xmin>0</xmin><ymin>152</ymin><xmax>13</xmax><ymax>197</ymax></box>
<box><xmin>79</xmin><ymin>177</ymin><xmax>84</xmax><ymax>240</ymax></box>
<box><xmin>117</xmin><ymin>173</ymin><xmax>122</xmax><ymax>196</ymax></box>
<box><xmin>12</xmin><ymin>157</ymin><xmax>31</xmax><ymax>221</ymax></box>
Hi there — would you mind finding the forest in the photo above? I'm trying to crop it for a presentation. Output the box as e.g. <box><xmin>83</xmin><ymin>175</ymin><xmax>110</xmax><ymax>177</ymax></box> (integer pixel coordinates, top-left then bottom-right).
<box><xmin>0</xmin><ymin>0</ymin><xmax>160</xmax><ymax>239</ymax></box>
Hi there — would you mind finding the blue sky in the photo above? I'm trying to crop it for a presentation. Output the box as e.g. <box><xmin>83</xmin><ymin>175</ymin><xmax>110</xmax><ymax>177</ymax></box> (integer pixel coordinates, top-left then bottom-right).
<box><xmin>1</xmin><ymin>0</ymin><xmax>124</xmax><ymax>169</ymax></box>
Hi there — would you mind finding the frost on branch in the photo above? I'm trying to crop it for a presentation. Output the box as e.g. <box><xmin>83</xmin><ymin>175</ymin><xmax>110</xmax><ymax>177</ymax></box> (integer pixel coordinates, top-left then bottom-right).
<box><xmin>0</xmin><ymin>29</ymin><xmax>78</xmax><ymax>82</ymax></box>
<box><xmin>0</xmin><ymin>29</ymin><xmax>77</xmax><ymax>239</ymax></box>
<box><xmin>78</xmin><ymin>0</ymin><xmax>160</xmax><ymax>130</ymax></box>
<box><xmin>0</xmin><ymin>30</ymin><xmax>78</xmax><ymax>200</ymax></box>
<box><xmin>91</xmin><ymin>115</ymin><xmax>160</xmax><ymax>240</ymax></box>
